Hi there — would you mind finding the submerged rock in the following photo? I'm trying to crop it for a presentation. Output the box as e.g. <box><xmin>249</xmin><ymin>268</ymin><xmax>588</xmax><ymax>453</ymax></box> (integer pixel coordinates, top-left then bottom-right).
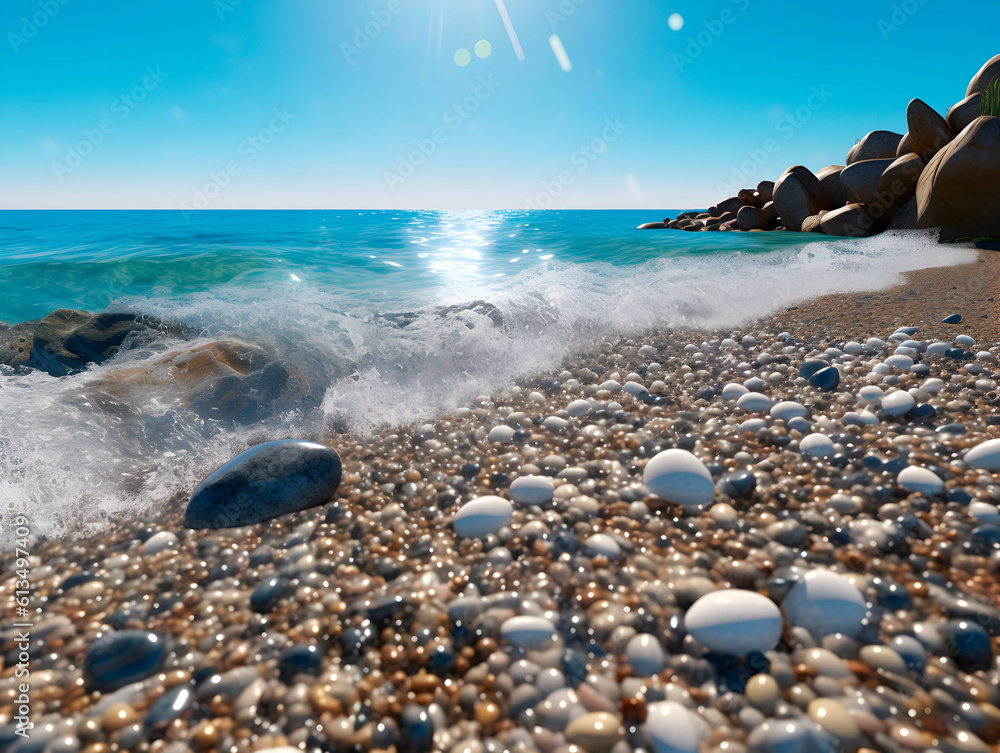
<box><xmin>184</xmin><ymin>440</ymin><xmax>342</xmax><ymax>529</ymax></box>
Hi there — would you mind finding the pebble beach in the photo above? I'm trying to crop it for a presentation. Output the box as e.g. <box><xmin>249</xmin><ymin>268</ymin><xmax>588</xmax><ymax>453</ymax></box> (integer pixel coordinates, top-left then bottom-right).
<box><xmin>2</xmin><ymin>249</ymin><xmax>999</xmax><ymax>753</ymax></box>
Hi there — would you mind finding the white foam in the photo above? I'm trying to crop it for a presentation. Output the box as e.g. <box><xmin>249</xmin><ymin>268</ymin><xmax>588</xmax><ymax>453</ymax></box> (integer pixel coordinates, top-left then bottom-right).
<box><xmin>0</xmin><ymin>230</ymin><xmax>976</xmax><ymax>548</ymax></box>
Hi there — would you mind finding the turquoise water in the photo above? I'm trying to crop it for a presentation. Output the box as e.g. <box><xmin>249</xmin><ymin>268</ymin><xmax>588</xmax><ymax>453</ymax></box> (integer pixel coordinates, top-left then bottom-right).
<box><xmin>2</xmin><ymin>209</ymin><xmax>825</xmax><ymax>324</ymax></box>
<box><xmin>0</xmin><ymin>211</ymin><xmax>977</xmax><ymax>544</ymax></box>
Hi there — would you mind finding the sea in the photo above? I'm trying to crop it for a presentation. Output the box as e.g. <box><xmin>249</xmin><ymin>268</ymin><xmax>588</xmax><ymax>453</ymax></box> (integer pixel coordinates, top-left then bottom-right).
<box><xmin>0</xmin><ymin>210</ymin><xmax>977</xmax><ymax>544</ymax></box>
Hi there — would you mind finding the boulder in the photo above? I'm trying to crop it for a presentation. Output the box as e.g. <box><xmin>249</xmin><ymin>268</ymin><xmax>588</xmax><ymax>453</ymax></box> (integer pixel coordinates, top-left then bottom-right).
<box><xmin>887</xmin><ymin>194</ymin><xmax>919</xmax><ymax>230</ymax></box>
<box><xmin>736</xmin><ymin>206</ymin><xmax>771</xmax><ymax>231</ymax></box>
<box><xmin>28</xmin><ymin>310</ymin><xmax>161</xmax><ymax>377</ymax></box>
<box><xmin>895</xmin><ymin>132</ymin><xmax>912</xmax><ymax>158</ymax></box>
<box><xmin>820</xmin><ymin>204</ymin><xmax>879</xmax><ymax>237</ymax></box>
<box><xmin>847</xmin><ymin>131</ymin><xmax>904</xmax><ymax>164</ymax></box>
<box><xmin>738</xmin><ymin>188</ymin><xmax>763</xmax><ymax>207</ymax></box>
<box><xmin>184</xmin><ymin>439</ymin><xmax>343</xmax><ymax>529</ymax></box>
<box><xmin>801</xmin><ymin>215</ymin><xmax>824</xmax><ymax>233</ymax></box>
<box><xmin>717</xmin><ymin>196</ymin><xmax>744</xmax><ymax>216</ymax></box>
<box><xmin>906</xmin><ymin>99</ymin><xmax>953</xmax><ymax>161</ymax></box>
<box><xmin>0</xmin><ymin>318</ymin><xmax>39</xmax><ymax>368</ymax></box>
<box><xmin>772</xmin><ymin>166</ymin><xmax>829</xmax><ymax>231</ymax></box>
<box><xmin>877</xmin><ymin>153</ymin><xmax>925</xmax><ymax>214</ymax></box>
<box><xmin>947</xmin><ymin>93</ymin><xmax>984</xmax><ymax>134</ymax></box>
<box><xmin>916</xmin><ymin>116</ymin><xmax>1000</xmax><ymax>239</ymax></box>
<box><xmin>637</xmin><ymin>222</ymin><xmax>668</xmax><ymax>229</ymax></box>
<box><xmin>757</xmin><ymin>180</ymin><xmax>775</xmax><ymax>204</ymax></box>
<box><xmin>840</xmin><ymin>158</ymin><xmax>895</xmax><ymax>206</ymax></box>
<box><xmin>966</xmin><ymin>53</ymin><xmax>1000</xmax><ymax>98</ymax></box>
<box><xmin>816</xmin><ymin>165</ymin><xmax>848</xmax><ymax>208</ymax></box>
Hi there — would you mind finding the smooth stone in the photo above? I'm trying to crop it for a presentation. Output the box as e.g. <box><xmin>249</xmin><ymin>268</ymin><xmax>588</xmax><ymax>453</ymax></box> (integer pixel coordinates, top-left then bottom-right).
<box><xmin>889</xmin><ymin>634</ymin><xmax>927</xmax><ymax>673</ymax></box>
<box><xmin>141</xmin><ymin>531</ymin><xmax>178</xmax><ymax>556</ymax></box>
<box><xmin>537</xmin><ymin>688</ymin><xmax>586</xmax><ymax>731</ymax></box>
<box><xmin>625</xmin><ymin>633</ymin><xmax>667</xmax><ymax>676</ymax></box>
<box><xmin>566</xmin><ymin>399</ymin><xmax>592</xmax><ymax>417</ymax></box>
<box><xmin>684</xmin><ymin>590</ymin><xmax>782</xmax><ymax>655</ymax></box>
<box><xmin>942</xmin><ymin>313</ymin><xmax>962</xmax><ymax>324</ymax></box>
<box><xmin>721</xmin><ymin>382</ymin><xmax>749</xmax><ymax>400</ymax></box>
<box><xmin>783</xmin><ymin>570</ymin><xmax>867</xmax><ymax>638</ymax></box>
<box><xmin>250</xmin><ymin>575</ymin><xmax>292</xmax><ymax>612</ymax></box>
<box><xmin>955</xmin><ymin>334</ymin><xmax>975</xmax><ymax>346</ymax></box>
<box><xmin>622</xmin><ymin>381</ymin><xmax>648</xmax><ymax>397</ymax></box>
<box><xmin>941</xmin><ymin>620</ymin><xmax>993</xmax><ymax>672</ymax></box>
<box><xmin>453</xmin><ymin>496</ymin><xmax>513</xmax><ymax>538</ymax></box>
<box><xmin>643</xmin><ymin>449</ymin><xmax>715</xmax><ymax>507</ymax></box>
<box><xmin>585</xmin><ymin>533</ymin><xmax>621</xmax><ymax>559</ymax></box>
<box><xmin>745</xmin><ymin>674</ymin><xmax>781</xmax><ymax>715</ymax></box>
<box><xmin>881</xmin><ymin>391</ymin><xmax>915</xmax><ymax>415</ymax></box>
<box><xmin>645</xmin><ymin>701</ymin><xmax>702</xmax><ymax>753</ymax></box>
<box><xmin>809</xmin><ymin>367</ymin><xmax>840</xmax><ymax>391</ymax></box>
<box><xmin>965</xmin><ymin>439</ymin><xmax>1000</xmax><ymax>470</ymax></box>
<box><xmin>858</xmin><ymin>385</ymin><xmax>885</xmax><ymax>403</ymax></box>
<box><xmin>488</xmin><ymin>425</ymin><xmax>516</xmax><ymax>443</ymax></box>
<box><xmin>858</xmin><ymin>645</ymin><xmax>908</xmax><ymax>674</ymax></box>
<box><xmin>800</xmin><ymin>434</ymin><xmax>835</xmax><ymax>458</ymax></box>
<box><xmin>770</xmin><ymin>401</ymin><xmax>807</xmax><ymax>421</ymax></box>
<box><xmin>184</xmin><ymin>440</ymin><xmax>342</xmax><ymax>529</ymax></box>
<box><xmin>808</xmin><ymin>699</ymin><xmax>860</xmax><ymax>742</ymax></box>
<box><xmin>84</xmin><ymin>631</ymin><xmax>167</xmax><ymax>692</ymax></box>
<box><xmin>884</xmin><ymin>354</ymin><xmax>915</xmax><ymax>370</ymax></box>
<box><xmin>970</xmin><ymin>501</ymin><xmax>1000</xmax><ymax>525</ymax></box>
<box><xmin>508</xmin><ymin>476</ymin><xmax>555</xmax><ymax>506</ymax></box>
<box><xmin>542</xmin><ymin>416</ymin><xmax>570</xmax><ymax>431</ymax></box>
<box><xmin>501</xmin><ymin>615</ymin><xmax>558</xmax><ymax>650</ymax></box>
<box><xmin>736</xmin><ymin>393</ymin><xmax>773</xmax><ymax>413</ymax></box>
<box><xmin>564</xmin><ymin>712</ymin><xmax>624</xmax><ymax>753</ymax></box>
<box><xmin>897</xmin><ymin>466</ymin><xmax>944</xmax><ymax>495</ymax></box>
<box><xmin>738</xmin><ymin>418</ymin><xmax>767</xmax><ymax>433</ymax></box>
<box><xmin>144</xmin><ymin>684</ymin><xmax>195</xmax><ymax>733</ymax></box>
<box><xmin>747</xmin><ymin>719</ymin><xmax>837</xmax><ymax>753</ymax></box>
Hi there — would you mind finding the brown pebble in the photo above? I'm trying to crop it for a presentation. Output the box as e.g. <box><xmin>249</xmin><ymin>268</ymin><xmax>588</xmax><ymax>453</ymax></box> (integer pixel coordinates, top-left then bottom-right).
<box><xmin>474</xmin><ymin>701</ymin><xmax>500</xmax><ymax>726</ymax></box>
<box><xmin>101</xmin><ymin>702</ymin><xmax>139</xmax><ymax>733</ymax></box>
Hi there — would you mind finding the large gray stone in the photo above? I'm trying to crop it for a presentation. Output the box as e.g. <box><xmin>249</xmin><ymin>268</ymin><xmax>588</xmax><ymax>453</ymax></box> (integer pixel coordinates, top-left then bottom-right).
<box><xmin>819</xmin><ymin>204</ymin><xmax>878</xmax><ymax>238</ymax></box>
<box><xmin>772</xmin><ymin>166</ymin><xmax>829</xmax><ymax>232</ymax></box>
<box><xmin>947</xmin><ymin>93</ymin><xmax>984</xmax><ymax>134</ymax></box>
<box><xmin>840</xmin><ymin>158</ymin><xmax>895</xmax><ymax>206</ymax></box>
<box><xmin>816</xmin><ymin>165</ymin><xmax>848</xmax><ymax>208</ymax></box>
<box><xmin>877</xmin><ymin>153</ymin><xmax>925</xmax><ymax>215</ymax></box>
<box><xmin>185</xmin><ymin>440</ymin><xmax>343</xmax><ymax>529</ymax></box>
<box><xmin>916</xmin><ymin>116</ymin><xmax>1000</xmax><ymax>239</ymax></box>
<box><xmin>846</xmin><ymin>130</ymin><xmax>903</xmax><ymax>165</ymax></box>
<box><xmin>27</xmin><ymin>310</ymin><xmax>158</xmax><ymax>376</ymax></box>
<box><xmin>906</xmin><ymin>98</ymin><xmax>953</xmax><ymax>161</ymax></box>
<box><xmin>967</xmin><ymin>53</ymin><xmax>1000</xmax><ymax>98</ymax></box>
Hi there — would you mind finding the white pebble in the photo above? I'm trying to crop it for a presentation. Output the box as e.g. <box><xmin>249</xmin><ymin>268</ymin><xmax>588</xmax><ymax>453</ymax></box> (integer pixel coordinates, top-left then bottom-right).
<box><xmin>783</xmin><ymin>569</ymin><xmax>866</xmax><ymax>638</ymax></box>
<box><xmin>488</xmin><ymin>425</ymin><xmax>516</xmax><ymax>444</ymax></box>
<box><xmin>965</xmin><ymin>439</ymin><xmax>1000</xmax><ymax>470</ymax></box>
<box><xmin>881</xmin><ymin>391</ymin><xmax>915</xmax><ymax>415</ymax></box>
<box><xmin>584</xmin><ymin>533</ymin><xmax>621</xmax><ymax>558</ymax></box>
<box><xmin>566</xmin><ymin>399</ymin><xmax>591</xmax><ymax>417</ymax></box>
<box><xmin>897</xmin><ymin>466</ymin><xmax>944</xmax><ymax>495</ymax></box>
<box><xmin>858</xmin><ymin>385</ymin><xmax>885</xmax><ymax>403</ymax></box>
<box><xmin>770</xmin><ymin>401</ymin><xmax>807</xmax><ymax>421</ymax></box>
<box><xmin>542</xmin><ymin>416</ymin><xmax>570</xmax><ymax>432</ymax></box>
<box><xmin>453</xmin><ymin>496</ymin><xmax>513</xmax><ymax>538</ymax></box>
<box><xmin>508</xmin><ymin>476</ymin><xmax>555</xmax><ymax>506</ymax></box>
<box><xmin>721</xmin><ymin>382</ymin><xmax>749</xmax><ymax>400</ymax></box>
<box><xmin>800</xmin><ymin>433</ymin><xmax>834</xmax><ymax>458</ymax></box>
<box><xmin>736</xmin><ymin>393</ymin><xmax>773</xmax><ymax>413</ymax></box>
<box><xmin>643</xmin><ymin>449</ymin><xmax>715</xmax><ymax>507</ymax></box>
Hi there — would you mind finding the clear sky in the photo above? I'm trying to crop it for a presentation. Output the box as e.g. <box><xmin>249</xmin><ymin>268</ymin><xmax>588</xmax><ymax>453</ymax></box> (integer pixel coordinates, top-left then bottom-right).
<box><xmin>0</xmin><ymin>0</ymin><xmax>996</xmax><ymax>210</ymax></box>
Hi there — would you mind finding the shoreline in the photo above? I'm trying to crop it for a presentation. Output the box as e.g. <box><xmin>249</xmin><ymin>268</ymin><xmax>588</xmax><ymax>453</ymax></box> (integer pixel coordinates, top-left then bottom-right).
<box><xmin>2</xmin><ymin>251</ymin><xmax>999</xmax><ymax>751</ymax></box>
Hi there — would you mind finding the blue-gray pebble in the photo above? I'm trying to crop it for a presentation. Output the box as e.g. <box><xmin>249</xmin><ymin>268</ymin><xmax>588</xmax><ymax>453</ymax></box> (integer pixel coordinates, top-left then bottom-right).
<box><xmin>84</xmin><ymin>630</ymin><xmax>167</xmax><ymax>692</ymax></box>
<box><xmin>185</xmin><ymin>440</ymin><xmax>342</xmax><ymax>529</ymax></box>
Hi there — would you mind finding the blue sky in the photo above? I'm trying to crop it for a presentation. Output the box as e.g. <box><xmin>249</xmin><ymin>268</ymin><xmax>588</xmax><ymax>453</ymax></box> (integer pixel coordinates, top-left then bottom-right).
<box><xmin>0</xmin><ymin>0</ymin><xmax>996</xmax><ymax>209</ymax></box>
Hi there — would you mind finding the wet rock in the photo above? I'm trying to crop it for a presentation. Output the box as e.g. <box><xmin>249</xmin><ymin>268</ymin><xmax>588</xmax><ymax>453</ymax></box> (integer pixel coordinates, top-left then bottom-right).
<box><xmin>783</xmin><ymin>569</ymin><xmax>867</xmax><ymax>638</ymax></box>
<box><xmin>643</xmin><ymin>449</ymin><xmax>715</xmax><ymax>507</ymax></box>
<box><xmin>185</xmin><ymin>440</ymin><xmax>342</xmax><ymax>529</ymax></box>
<box><xmin>84</xmin><ymin>631</ymin><xmax>167</xmax><ymax>692</ymax></box>
<box><xmin>684</xmin><ymin>590</ymin><xmax>782</xmax><ymax>655</ymax></box>
<box><xmin>453</xmin><ymin>496</ymin><xmax>512</xmax><ymax>538</ymax></box>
